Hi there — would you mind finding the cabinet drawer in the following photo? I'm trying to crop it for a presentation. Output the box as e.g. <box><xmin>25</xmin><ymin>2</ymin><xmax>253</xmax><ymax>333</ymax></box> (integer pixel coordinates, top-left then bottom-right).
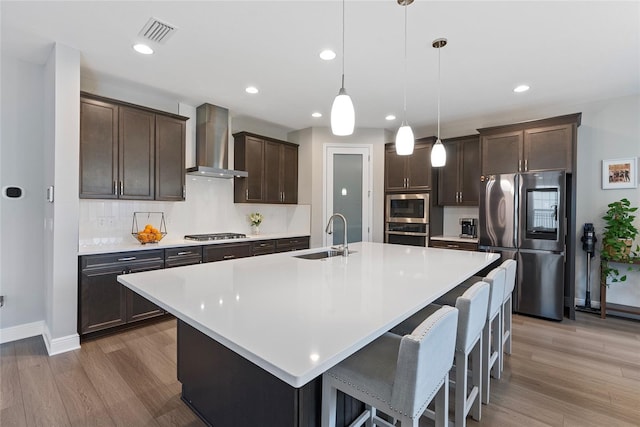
<box><xmin>203</xmin><ymin>243</ymin><xmax>251</xmax><ymax>262</ymax></box>
<box><xmin>81</xmin><ymin>249</ymin><xmax>164</xmax><ymax>270</ymax></box>
<box><xmin>430</xmin><ymin>240</ymin><xmax>478</xmax><ymax>251</ymax></box>
<box><xmin>251</xmin><ymin>240</ymin><xmax>276</xmax><ymax>256</ymax></box>
<box><xmin>165</xmin><ymin>246</ymin><xmax>203</xmax><ymax>267</ymax></box>
<box><xmin>275</xmin><ymin>236</ymin><xmax>310</xmax><ymax>253</ymax></box>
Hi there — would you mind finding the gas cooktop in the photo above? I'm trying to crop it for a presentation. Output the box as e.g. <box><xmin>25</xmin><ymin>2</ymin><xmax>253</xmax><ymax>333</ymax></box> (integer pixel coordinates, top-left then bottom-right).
<box><xmin>184</xmin><ymin>233</ymin><xmax>247</xmax><ymax>241</ymax></box>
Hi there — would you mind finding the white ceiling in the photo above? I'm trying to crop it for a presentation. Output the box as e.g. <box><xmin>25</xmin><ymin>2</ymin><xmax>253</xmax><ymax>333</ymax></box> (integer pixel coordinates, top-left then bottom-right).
<box><xmin>2</xmin><ymin>1</ymin><xmax>639</xmax><ymax>135</ymax></box>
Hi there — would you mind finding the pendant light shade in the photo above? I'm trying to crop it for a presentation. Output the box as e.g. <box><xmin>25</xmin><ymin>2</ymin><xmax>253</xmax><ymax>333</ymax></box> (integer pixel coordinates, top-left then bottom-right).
<box><xmin>431</xmin><ymin>138</ymin><xmax>446</xmax><ymax>166</ymax></box>
<box><xmin>395</xmin><ymin>124</ymin><xmax>415</xmax><ymax>155</ymax></box>
<box><xmin>331</xmin><ymin>0</ymin><xmax>354</xmax><ymax>136</ymax></box>
<box><xmin>395</xmin><ymin>0</ymin><xmax>414</xmax><ymax>155</ymax></box>
<box><xmin>431</xmin><ymin>37</ymin><xmax>448</xmax><ymax>167</ymax></box>
<box><xmin>331</xmin><ymin>87</ymin><xmax>355</xmax><ymax>136</ymax></box>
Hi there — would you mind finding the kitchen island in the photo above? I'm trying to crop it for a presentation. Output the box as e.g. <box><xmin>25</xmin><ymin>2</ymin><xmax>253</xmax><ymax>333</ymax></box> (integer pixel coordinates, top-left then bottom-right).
<box><xmin>118</xmin><ymin>242</ymin><xmax>499</xmax><ymax>426</ymax></box>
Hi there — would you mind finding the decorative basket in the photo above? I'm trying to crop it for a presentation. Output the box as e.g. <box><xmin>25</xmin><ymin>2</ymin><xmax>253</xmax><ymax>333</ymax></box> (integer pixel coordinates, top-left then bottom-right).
<box><xmin>131</xmin><ymin>212</ymin><xmax>167</xmax><ymax>244</ymax></box>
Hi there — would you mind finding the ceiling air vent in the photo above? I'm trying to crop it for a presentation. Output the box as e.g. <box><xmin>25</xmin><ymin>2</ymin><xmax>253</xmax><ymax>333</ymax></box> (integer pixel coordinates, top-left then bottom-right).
<box><xmin>138</xmin><ymin>17</ymin><xmax>177</xmax><ymax>44</ymax></box>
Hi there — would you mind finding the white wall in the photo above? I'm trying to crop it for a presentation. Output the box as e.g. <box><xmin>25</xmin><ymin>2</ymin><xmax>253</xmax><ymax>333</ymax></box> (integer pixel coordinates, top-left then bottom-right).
<box><xmin>43</xmin><ymin>44</ymin><xmax>81</xmax><ymax>354</ymax></box>
<box><xmin>0</xmin><ymin>55</ymin><xmax>46</xmax><ymax>339</ymax></box>
<box><xmin>289</xmin><ymin>127</ymin><xmax>388</xmax><ymax>248</ymax></box>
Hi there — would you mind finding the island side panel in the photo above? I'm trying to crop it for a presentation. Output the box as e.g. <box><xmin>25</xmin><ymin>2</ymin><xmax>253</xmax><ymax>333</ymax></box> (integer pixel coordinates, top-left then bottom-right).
<box><xmin>178</xmin><ymin>320</ymin><xmax>327</xmax><ymax>426</ymax></box>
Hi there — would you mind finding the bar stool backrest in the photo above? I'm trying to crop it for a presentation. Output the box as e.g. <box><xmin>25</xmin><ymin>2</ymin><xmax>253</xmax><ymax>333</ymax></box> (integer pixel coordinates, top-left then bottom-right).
<box><xmin>501</xmin><ymin>259</ymin><xmax>517</xmax><ymax>300</ymax></box>
<box><xmin>456</xmin><ymin>281</ymin><xmax>490</xmax><ymax>353</ymax></box>
<box><xmin>484</xmin><ymin>267</ymin><xmax>506</xmax><ymax>320</ymax></box>
<box><xmin>391</xmin><ymin>305</ymin><xmax>459</xmax><ymax>418</ymax></box>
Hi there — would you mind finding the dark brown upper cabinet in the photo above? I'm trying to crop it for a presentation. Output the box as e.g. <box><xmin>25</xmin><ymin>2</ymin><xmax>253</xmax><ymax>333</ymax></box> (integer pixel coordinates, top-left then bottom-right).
<box><xmin>384</xmin><ymin>137</ymin><xmax>435</xmax><ymax>192</ymax></box>
<box><xmin>79</xmin><ymin>92</ymin><xmax>187</xmax><ymax>201</ymax></box>
<box><xmin>234</xmin><ymin>132</ymin><xmax>298</xmax><ymax>204</ymax></box>
<box><xmin>438</xmin><ymin>135</ymin><xmax>480</xmax><ymax>206</ymax></box>
<box><xmin>479</xmin><ymin>114</ymin><xmax>581</xmax><ymax>175</ymax></box>
<box><xmin>155</xmin><ymin>115</ymin><xmax>186</xmax><ymax>201</ymax></box>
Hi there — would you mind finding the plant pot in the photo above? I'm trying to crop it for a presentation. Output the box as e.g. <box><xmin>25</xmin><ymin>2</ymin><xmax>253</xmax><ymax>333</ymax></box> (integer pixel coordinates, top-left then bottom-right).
<box><xmin>605</xmin><ymin>238</ymin><xmax>632</xmax><ymax>259</ymax></box>
<box><xmin>252</xmin><ymin>225</ymin><xmax>260</xmax><ymax>235</ymax></box>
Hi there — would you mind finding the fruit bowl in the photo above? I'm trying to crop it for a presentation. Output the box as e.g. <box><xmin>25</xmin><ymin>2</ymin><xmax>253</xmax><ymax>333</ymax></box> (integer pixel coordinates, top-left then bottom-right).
<box><xmin>131</xmin><ymin>212</ymin><xmax>167</xmax><ymax>244</ymax></box>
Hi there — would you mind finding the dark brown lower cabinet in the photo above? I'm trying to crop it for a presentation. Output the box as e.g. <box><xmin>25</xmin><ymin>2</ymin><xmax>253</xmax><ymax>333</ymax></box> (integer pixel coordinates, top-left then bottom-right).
<box><xmin>275</xmin><ymin>236</ymin><xmax>310</xmax><ymax>253</ymax></box>
<box><xmin>251</xmin><ymin>240</ymin><xmax>277</xmax><ymax>256</ymax></box>
<box><xmin>79</xmin><ymin>250</ymin><xmax>164</xmax><ymax>336</ymax></box>
<box><xmin>177</xmin><ymin>320</ymin><xmax>363</xmax><ymax>427</ymax></box>
<box><xmin>203</xmin><ymin>242</ymin><xmax>252</xmax><ymax>262</ymax></box>
<box><xmin>430</xmin><ymin>239</ymin><xmax>478</xmax><ymax>251</ymax></box>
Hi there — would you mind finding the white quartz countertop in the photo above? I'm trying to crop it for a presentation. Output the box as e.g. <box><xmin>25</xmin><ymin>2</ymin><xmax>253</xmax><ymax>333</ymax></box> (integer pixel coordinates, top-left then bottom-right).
<box><xmin>78</xmin><ymin>232</ymin><xmax>308</xmax><ymax>255</ymax></box>
<box><xmin>118</xmin><ymin>242</ymin><xmax>498</xmax><ymax>387</ymax></box>
<box><xmin>431</xmin><ymin>235</ymin><xmax>479</xmax><ymax>243</ymax></box>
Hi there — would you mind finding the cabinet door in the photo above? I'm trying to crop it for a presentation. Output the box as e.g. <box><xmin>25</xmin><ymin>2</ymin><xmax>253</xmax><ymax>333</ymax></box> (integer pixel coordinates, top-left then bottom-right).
<box><xmin>119</xmin><ymin>106</ymin><xmax>155</xmax><ymax>200</ymax></box>
<box><xmin>385</xmin><ymin>148</ymin><xmax>408</xmax><ymax>191</ymax></box>
<box><xmin>460</xmin><ymin>137</ymin><xmax>480</xmax><ymax>205</ymax></box>
<box><xmin>244</xmin><ymin>136</ymin><xmax>265</xmax><ymax>202</ymax></box>
<box><xmin>80</xmin><ymin>266</ymin><xmax>127</xmax><ymax>334</ymax></box>
<box><xmin>125</xmin><ymin>261</ymin><xmax>165</xmax><ymax>323</ymax></box>
<box><xmin>407</xmin><ymin>143</ymin><xmax>432</xmax><ymax>190</ymax></box>
<box><xmin>264</xmin><ymin>141</ymin><xmax>282</xmax><ymax>203</ymax></box>
<box><xmin>480</xmin><ymin>131</ymin><xmax>522</xmax><ymax>175</ymax></box>
<box><xmin>165</xmin><ymin>246</ymin><xmax>203</xmax><ymax>267</ymax></box>
<box><xmin>155</xmin><ymin>115</ymin><xmax>186</xmax><ymax>201</ymax></box>
<box><xmin>281</xmin><ymin>144</ymin><xmax>298</xmax><ymax>204</ymax></box>
<box><xmin>524</xmin><ymin>124</ymin><xmax>573</xmax><ymax>172</ymax></box>
<box><xmin>251</xmin><ymin>240</ymin><xmax>277</xmax><ymax>256</ymax></box>
<box><xmin>437</xmin><ymin>142</ymin><xmax>460</xmax><ymax>205</ymax></box>
<box><xmin>275</xmin><ymin>236</ymin><xmax>310</xmax><ymax>253</ymax></box>
<box><xmin>80</xmin><ymin>98</ymin><xmax>118</xmax><ymax>199</ymax></box>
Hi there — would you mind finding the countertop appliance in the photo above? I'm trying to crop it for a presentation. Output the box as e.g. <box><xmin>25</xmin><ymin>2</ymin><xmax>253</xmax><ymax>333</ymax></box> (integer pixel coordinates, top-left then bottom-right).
<box><xmin>384</xmin><ymin>193</ymin><xmax>429</xmax><ymax>246</ymax></box>
<box><xmin>184</xmin><ymin>232</ymin><xmax>247</xmax><ymax>241</ymax></box>
<box><xmin>460</xmin><ymin>218</ymin><xmax>478</xmax><ymax>238</ymax></box>
<box><xmin>479</xmin><ymin>171</ymin><xmax>566</xmax><ymax>320</ymax></box>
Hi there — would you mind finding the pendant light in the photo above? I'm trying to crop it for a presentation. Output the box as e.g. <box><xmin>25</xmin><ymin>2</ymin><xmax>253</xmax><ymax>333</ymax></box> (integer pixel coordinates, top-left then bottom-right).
<box><xmin>331</xmin><ymin>0</ymin><xmax>355</xmax><ymax>136</ymax></box>
<box><xmin>431</xmin><ymin>38</ymin><xmax>447</xmax><ymax>167</ymax></box>
<box><xmin>395</xmin><ymin>0</ymin><xmax>414</xmax><ymax>156</ymax></box>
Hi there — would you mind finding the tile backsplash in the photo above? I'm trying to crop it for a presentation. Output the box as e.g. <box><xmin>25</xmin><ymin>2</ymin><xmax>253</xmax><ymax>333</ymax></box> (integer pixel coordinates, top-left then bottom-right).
<box><xmin>79</xmin><ymin>175</ymin><xmax>310</xmax><ymax>246</ymax></box>
<box><xmin>442</xmin><ymin>206</ymin><xmax>480</xmax><ymax>237</ymax></box>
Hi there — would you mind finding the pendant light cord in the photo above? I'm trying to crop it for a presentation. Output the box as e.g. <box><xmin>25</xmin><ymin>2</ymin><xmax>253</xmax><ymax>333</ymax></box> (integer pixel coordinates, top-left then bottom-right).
<box><xmin>437</xmin><ymin>42</ymin><xmax>441</xmax><ymax>140</ymax></box>
<box><xmin>341</xmin><ymin>0</ymin><xmax>345</xmax><ymax>89</ymax></box>
<box><xmin>402</xmin><ymin>3</ymin><xmax>408</xmax><ymax>124</ymax></box>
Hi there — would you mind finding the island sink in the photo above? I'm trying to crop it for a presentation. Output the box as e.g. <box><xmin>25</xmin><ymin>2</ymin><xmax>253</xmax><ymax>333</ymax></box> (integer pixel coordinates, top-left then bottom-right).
<box><xmin>293</xmin><ymin>249</ymin><xmax>355</xmax><ymax>260</ymax></box>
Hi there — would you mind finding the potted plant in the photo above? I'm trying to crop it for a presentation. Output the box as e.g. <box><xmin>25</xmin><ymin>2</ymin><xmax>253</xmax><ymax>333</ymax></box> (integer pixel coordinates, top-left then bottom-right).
<box><xmin>600</xmin><ymin>198</ymin><xmax>640</xmax><ymax>283</ymax></box>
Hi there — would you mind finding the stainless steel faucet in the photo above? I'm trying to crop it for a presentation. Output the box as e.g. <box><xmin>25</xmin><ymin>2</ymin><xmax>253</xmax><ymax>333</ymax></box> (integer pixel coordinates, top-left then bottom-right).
<box><xmin>325</xmin><ymin>213</ymin><xmax>349</xmax><ymax>257</ymax></box>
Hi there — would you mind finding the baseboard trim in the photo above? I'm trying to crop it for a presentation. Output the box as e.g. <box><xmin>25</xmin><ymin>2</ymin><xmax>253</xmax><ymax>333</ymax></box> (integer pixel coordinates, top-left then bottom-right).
<box><xmin>43</xmin><ymin>325</ymin><xmax>80</xmax><ymax>356</ymax></box>
<box><xmin>0</xmin><ymin>320</ymin><xmax>44</xmax><ymax>344</ymax></box>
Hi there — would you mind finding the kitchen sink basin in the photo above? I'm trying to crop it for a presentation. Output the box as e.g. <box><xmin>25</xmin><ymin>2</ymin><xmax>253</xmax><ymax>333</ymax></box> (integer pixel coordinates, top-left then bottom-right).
<box><xmin>293</xmin><ymin>249</ymin><xmax>356</xmax><ymax>260</ymax></box>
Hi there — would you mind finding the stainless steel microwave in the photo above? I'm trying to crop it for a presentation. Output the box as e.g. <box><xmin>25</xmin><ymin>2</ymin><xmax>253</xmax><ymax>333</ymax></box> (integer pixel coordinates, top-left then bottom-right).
<box><xmin>385</xmin><ymin>193</ymin><xmax>429</xmax><ymax>224</ymax></box>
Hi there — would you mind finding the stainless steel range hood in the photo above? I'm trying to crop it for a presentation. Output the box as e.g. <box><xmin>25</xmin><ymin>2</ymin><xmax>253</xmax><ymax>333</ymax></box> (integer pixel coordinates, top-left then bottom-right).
<box><xmin>186</xmin><ymin>103</ymin><xmax>248</xmax><ymax>179</ymax></box>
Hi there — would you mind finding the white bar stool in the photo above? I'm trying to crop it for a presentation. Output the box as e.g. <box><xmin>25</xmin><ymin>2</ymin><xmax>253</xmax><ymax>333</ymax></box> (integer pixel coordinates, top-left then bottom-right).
<box><xmin>500</xmin><ymin>259</ymin><xmax>517</xmax><ymax>371</ymax></box>
<box><xmin>322</xmin><ymin>306</ymin><xmax>459</xmax><ymax>427</ymax></box>
<box><xmin>391</xmin><ymin>281</ymin><xmax>490</xmax><ymax>427</ymax></box>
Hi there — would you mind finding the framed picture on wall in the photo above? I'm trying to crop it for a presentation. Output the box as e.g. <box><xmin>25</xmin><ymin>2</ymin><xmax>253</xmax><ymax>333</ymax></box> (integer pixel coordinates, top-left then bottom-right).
<box><xmin>602</xmin><ymin>157</ymin><xmax>637</xmax><ymax>189</ymax></box>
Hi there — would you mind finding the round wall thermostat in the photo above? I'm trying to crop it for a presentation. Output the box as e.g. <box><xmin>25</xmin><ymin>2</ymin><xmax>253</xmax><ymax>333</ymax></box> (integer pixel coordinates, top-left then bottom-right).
<box><xmin>3</xmin><ymin>186</ymin><xmax>24</xmax><ymax>199</ymax></box>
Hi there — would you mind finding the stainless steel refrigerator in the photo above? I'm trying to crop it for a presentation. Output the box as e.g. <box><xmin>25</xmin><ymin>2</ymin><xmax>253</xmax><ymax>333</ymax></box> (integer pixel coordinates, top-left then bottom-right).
<box><xmin>479</xmin><ymin>171</ymin><xmax>566</xmax><ymax>320</ymax></box>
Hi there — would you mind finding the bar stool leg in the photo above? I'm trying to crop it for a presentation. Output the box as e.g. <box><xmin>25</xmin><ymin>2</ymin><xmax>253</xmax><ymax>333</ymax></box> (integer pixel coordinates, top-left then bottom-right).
<box><xmin>471</xmin><ymin>335</ymin><xmax>482</xmax><ymax>421</ymax></box>
<box><xmin>434</xmin><ymin>373</ymin><xmax>449</xmax><ymax>427</ymax></box>
<box><xmin>455</xmin><ymin>349</ymin><xmax>468</xmax><ymax>427</ymax></box>
<box><xmin>321</xmin><ymin>379</ymin><xmax>337</xmax><ymax>427</ymax></box>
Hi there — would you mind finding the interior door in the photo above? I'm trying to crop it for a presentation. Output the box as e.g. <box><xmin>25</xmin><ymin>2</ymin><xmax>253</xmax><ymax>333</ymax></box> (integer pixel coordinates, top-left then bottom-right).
<box><xmin>325</xmin><ymin>146</ymin><xmax>372</xmax><ymax>246</ymax></box>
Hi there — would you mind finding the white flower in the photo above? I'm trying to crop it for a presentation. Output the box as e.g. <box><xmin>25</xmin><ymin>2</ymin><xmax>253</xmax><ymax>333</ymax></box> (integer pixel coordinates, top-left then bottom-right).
<box><xmin>249</xmin><ymin>212</ymin><xmax>263</xmax><ymax>226</ymax></box>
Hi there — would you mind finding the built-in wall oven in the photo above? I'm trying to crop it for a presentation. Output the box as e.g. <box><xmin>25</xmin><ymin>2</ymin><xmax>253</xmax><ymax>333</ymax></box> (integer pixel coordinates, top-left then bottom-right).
<box><xmin>385</xmin><ymin>193</ymin><xmax>429</xmax><ymax>247</ymax></box>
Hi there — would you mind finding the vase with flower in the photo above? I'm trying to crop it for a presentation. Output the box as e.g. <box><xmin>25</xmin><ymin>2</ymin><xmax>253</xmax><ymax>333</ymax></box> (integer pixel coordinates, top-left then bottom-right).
<box><xmin>249</xmin><ymin>212</ymin><xmax>263</xmax><ymax>235</ymax></box>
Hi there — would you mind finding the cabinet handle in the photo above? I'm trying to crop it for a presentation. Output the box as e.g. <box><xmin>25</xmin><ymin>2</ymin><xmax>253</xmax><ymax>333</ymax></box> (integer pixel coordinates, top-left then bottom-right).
<box><xmin>459</xmin><ymin>192</ymin><xmax>463</xmax><ymax>203</ymax></box>
<box><xmin>524</xmin><ymin>159</ymin><xmax>528</xmax><ymax>171</ymax></box>
<box><xmin>246</xmin><ymin>189</ymin><xmax>249</xmax><ymax>199</ymax></box>
<box><xmin>259</xmin><ymin>243</ymin><xmax>269</xmax><ymax>247</ymax></box>
<box><xmin>177</xmin><ymin>251</ymin><xmax>192</xmax><ymax>256</ymax></box>
<box><xmin>223</xmin><ymin>255</ymin><xmax>235</xmax><ymax>260</ymax></box>
<box><xmin>112</xmin><ymin>181</ymin><xmax>117</xmax><ymax>195</ymax></box>
<box><xmin>518</xmin><ymin>160</ymin><xmax>522</xmax><ymax>172</ymax></box>
<box><xmin>118</xmin><ymin>256</ymin><xmax>136</xmax><ymax>262</ymax></box>
<box><xmin>119</xmin><ymin>181</ymin><xmax>124</xmax><ymax>196</ymax></box>
<box><xmin>183</xmin><ymin>185</ymin><xmax>186</xmax><ymax>199</ymax></box>
<box><xmin>446</xmin><ymin>244</ymin><xmax>460</xmax><ymax>249</ymax></box>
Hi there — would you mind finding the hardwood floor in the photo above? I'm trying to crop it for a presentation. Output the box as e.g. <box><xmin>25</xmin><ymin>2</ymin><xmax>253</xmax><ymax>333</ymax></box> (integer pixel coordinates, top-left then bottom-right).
<box><xmin>1</xmin><ymin>313</ymin><xmax>638</xmax><ymax>426</ymax></box>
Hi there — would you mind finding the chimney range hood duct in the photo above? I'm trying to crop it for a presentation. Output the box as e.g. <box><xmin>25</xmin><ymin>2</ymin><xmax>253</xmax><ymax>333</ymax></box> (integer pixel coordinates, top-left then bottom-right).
<box><xmin>186</xmin><ymin>103</ymin><xmax>248</xmax><ymax>179</ymax></box>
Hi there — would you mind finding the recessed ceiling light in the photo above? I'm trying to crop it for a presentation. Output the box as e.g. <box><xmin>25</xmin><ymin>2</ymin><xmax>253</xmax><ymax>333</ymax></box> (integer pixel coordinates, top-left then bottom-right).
<box><xmin>385</xmin><ymin>115</ymin><xmax>396</xmax><ymax>121</ymax></box>
<box><xmin>319</xmin><ymin>49</ymin><xmax>336</xmax><ymax>60</ymax></box>
<box><xmin>245</xmin><ymin>86</ymin><xmax>259</xmax><ymax>94</ymax></box>
<box><xmin>312</xmin><ymin>112</ymin><xmax>322</xmax><ymax>118</ymax></box>
<box><xmin>133</xmin><ymin>43</ymin><xmax>154</xmax><ymax>55</ymax></box>
<box><xmin>513</xmin><ymin>84</ymin><xmax>530</xmax><ymax>93</ymax></box>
